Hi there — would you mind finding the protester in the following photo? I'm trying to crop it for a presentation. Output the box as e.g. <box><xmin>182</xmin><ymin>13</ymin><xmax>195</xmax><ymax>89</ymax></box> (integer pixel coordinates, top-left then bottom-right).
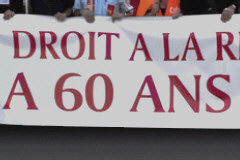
<box><xmin>133</xmin><ymin>0</ymin><xmax>153</xmax><ymax>16</ymax></box>
<box><xmin>210</xmin><ymin>0</ymin><xmax>240</xmax><ymax>22</ymax></box>
<box><xmin>180</xmin><ymin>0</ymin><xmax>240</xmax><ymax>22</ymax></box>
<box><xmin>134</xmin><ymin>0</ymin><xmax>180</xmax><ymax>17</ymax></box>
<box><xmin>180</xmin><ymin>0</ymin><xmax>210</xmax><ymax>15</ymax></box>
<box><xmin>29</xmin><ymin>0</ymin><xmax>74</xmax><ymax>21</ymax></box>
<box><xmin>113</xmin><ymin>0</ymin><xmax>133</xmax><ymax>17</ymax></box>
<box><xmin>73</xmin><ymin>0</ymin><xmax>133</xmax><ymax>23</ymax></box>
<box><xmin>112</xmin><ymin>0</ymin><xmax>133</xmax><ymax>22</ymax></box>
<box><xmin>0</xmin><ymin>0</ymin><xmax>24</xmax><ymax>20</ymax></box>
<box><xmin>130</xmin><ymin>0</ymin><xmax>140</xmax><ymax>16</ymax></box>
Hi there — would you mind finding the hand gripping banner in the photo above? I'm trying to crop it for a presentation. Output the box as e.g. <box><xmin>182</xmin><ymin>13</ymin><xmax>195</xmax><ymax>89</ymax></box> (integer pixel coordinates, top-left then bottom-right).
<box><xmin>0</xmin><ymin>14</ymin><xmax>240</xmax><ymax>128</ymax></box>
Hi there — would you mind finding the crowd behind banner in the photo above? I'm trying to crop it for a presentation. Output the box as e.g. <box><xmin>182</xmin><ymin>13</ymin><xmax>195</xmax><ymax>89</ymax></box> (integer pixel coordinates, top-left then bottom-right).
<box><xmin>0</xmin><ymin>0</ymin><xmax>239</xmax><ymax>22</ymax></box>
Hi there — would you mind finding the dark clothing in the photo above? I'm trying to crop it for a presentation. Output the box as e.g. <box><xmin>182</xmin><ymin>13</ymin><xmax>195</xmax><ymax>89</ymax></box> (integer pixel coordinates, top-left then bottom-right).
<box><xmin>0</xmin><ymin>0</ymin><xmax>24</xmax><ymax>13</ymax></box>
<box><xmin>160</xmin><ymin>8</ymin><xmax>166</xmax><ymax>15</ymax></box>
<box><xmin>130</xmin><ymin>0</ymin><xmax>140</xmax><ymax>16</ymax></box>
<box><xmin>30</xmin><ymin>0</ymin><xmax>74</xmax><ymax>15</ymax></box>
<box><xmin>180</xmin><ymin>0</ymin><xmax>211</xmax><ymax>15</ymax></box>
<box><xmin>209</xmin><ymin>0</ymin><xmax>239</xmax><ymax>13</ymax></box>
<box><xmin>180</xmin><ymin>0</ymin><xmax>240</xmax><ymax>15</ymax></box>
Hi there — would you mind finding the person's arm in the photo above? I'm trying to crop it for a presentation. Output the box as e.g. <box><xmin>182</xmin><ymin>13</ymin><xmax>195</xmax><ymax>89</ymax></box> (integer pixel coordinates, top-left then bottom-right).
<box><xmin>73</xmin><ymin>0</ymin><xmax>87</xmax><ymax>16</ymax></box>
<box><xmin>73</xmin><ymin>0</ymin><xmax>95</xmax><ymax>23</ymax></box>
<box><xmin>3</xmin><ymin>0</ymin><xmax>23</xmax><ymax>20</ymax></box>
<box><xmin>221</xmin><ymin>4</ymin><xmax>236</xmax><ymax>22</ymax></box>
<box><xmin>64</xmin><ymin>0</ymin><xmax>74</xmax><ymax>16</ymax></box>
<box><xmin>64</xmin><ymin>8</ymin><xmax>73</xmax><ymax>17</ymax></box>
<box><xmin>3</xmin><ymin>9</ymin><xmax>15</xmax><ymax>20</ymax></box>
<box><xmin>112</xmin><ymin>0</ymin><xmax>134</xmax><ymax>22</ymax></box>
<box><xmin>145</xmin><ymin>0</ymin><xmax>159</xmax><ymax>16</ymax></box>
<box><xmin>77</xmin><ymin>9</ymin><xmax>95</xmax><ymax>23</ymax></box>
<box><xmin>171</xmin><ymin>9</ymin><xmax>183</xmax><ymax>19</ymax></box>
<box><xmin>54</xmin><ymin>8</ymin><xmax>73</xmax><ymax>21</ymax></box>
<box><xmin>54</xmin><ymin>0</ymin><xmax>74</xmax><ymax>21</ymax></box>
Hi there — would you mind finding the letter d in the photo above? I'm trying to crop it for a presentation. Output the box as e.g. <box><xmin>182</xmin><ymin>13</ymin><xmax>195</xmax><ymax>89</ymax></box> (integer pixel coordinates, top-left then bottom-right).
<box><xmin>13</xmin><ymin>31</ymin><xmax>36</xmax><ymax>59</ymax></box>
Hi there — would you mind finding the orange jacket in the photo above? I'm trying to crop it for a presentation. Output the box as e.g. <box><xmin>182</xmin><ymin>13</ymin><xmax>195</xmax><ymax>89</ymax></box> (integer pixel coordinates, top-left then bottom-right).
<box><xmin>136</xmin><ymin>0</ymin><xmax>155</xmax><ymax>16</ymax></box>
<box><xmin>136</xmin><ymin>0</ymin><xmax>181</xmax><ymax>16</ymax></box>
<box><xmin>159</xmin><ymin>0</ymin><xmax>181</xmax><ymax>16</ymax></box>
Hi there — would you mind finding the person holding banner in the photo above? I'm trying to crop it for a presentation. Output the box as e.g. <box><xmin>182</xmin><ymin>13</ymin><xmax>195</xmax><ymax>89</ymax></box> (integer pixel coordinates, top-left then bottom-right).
<box><xmin>135</xmin><ymin>0</ymin><xmax>181</xmax><ymax>17</ymax></box>
<box><xmin>73</xmin><ymin>0</ymin><xmax>133</xmax><ymax>23</ymax></box>
<box><xmin>211</xmin><ymin>0</ymin><xmax>240</xmax><ymax>22</ymax></box>
<box><xmin>180</xmin><ymin>0</ymin><xmax>240</xmax><ymax>22</ymax></box>
<box><xmin>112</xmin><ymin>0</ymin><xmax>133</xmax><ymax>22</ymax></box>
<box><xmin>179</xmin><ymin>0</ymin><xmax>210</xmax><ymax>15</ymax></box>
<box><xmin>0</xmin><ymin>0</ymin><xmax>24</xmax><ymax>20</ymax></box>
<box><xmin>129</xmin><ymin>0</ymin><xmax>140</xmax><ymax>16</ymax></box>
<box><xmin>29</xmin><ymin>0</ymin><xmax>74</xmax><ymax>21</ymax></box>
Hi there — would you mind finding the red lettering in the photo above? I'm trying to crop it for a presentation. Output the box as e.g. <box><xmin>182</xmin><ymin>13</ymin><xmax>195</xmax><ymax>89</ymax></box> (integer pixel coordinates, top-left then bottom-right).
<box><xmin>163</xmin><ymin>33</ymin><xmax>179</xmax><ymax>61</ymax></box>
<box><xmin>86</xmin><ymin>74</ymin><xmax>114</xmax><ymax>112</ymax></box>
<box><xmin>61</xmin><ymin>31</ymin><xmax>85</xmax><ymax>60</ymax></box>
<box><xmin>13</xmin><ymin>31</ymin><xmax>36</xmax><ymax>59</ymax></box>
<box><xmin>216</xmin><ymin>32</ymin><xmax>237</xmax><ymax>60</ymax></box>
<box><xmin>98</xmin><ymin>32</ymin><xmax>120</xmax><ymax>60</ymax></box>
<box><xmin>206</xmin><ymin>75</ymin><xmax>231</xmax><ymax>113</ymax></box>
<box><xmin>39</xmin><ymin>31</ymin><xmax>60</xmax><ymax>59</ymax></box>
<box><xmin>182</xmin><ymin>33</ymin><xmax>204</xmax><ymax>61</ymax></box>
<box><xmin>130</xmin><ymin>76</ymin><xmax>164</xmax><ymax>112</ymax></box>
<box><xmin>55</xmin><ymin>73</ymin><xmax>83</xmax><ymax>111</ymax></box>
<box><xmin>89</xmin><ymin>32</ymin><xmax>96</xmax><ymax>60</ymax></box>
<box><xmin>3</xmin><ymin>73</ymin><xmax>38</xmax><ymax>110</ymax></box>
<box><xmin>129</xmin><ymin>33</ymin><xmax>152</xmax><ymax>61</ymax></box>
<box><xmin>169</xmin><ymin>75</ymin><xmax>201</xmax><ymax>113</ymax></box>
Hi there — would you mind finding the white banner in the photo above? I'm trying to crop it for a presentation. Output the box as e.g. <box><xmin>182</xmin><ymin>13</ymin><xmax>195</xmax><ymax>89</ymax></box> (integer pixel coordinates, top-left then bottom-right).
<box><xmin>1</xmin><ymin>14</ymin><xmax>240</xmax><ymax>128</ymax></box>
